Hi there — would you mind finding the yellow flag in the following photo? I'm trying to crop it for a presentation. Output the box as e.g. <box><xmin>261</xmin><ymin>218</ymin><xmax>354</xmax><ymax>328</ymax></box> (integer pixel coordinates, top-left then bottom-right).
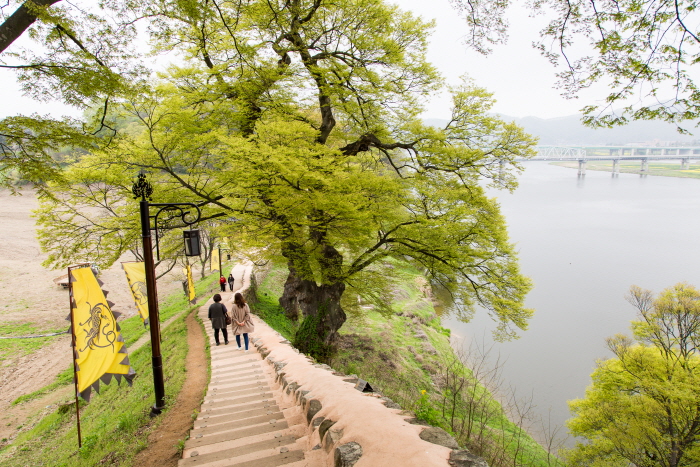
<box><xmin>69</xmin><ymin>265</ymin><xmax>135</xmax><ymax>401</ymax></box>
<box><xmin>121</xmin><ymin>262</ymin><xmax>149</xmax><ymax>326</ymax></box>
<box><xmin>182</xmin><ymin>265</ymin><xmax>196</xmax><ymax>303</ymax></box>
<box><xmin>211</xmin><ymin>247</ymin><xmax>220</xmax><ymax>272</ymax></box>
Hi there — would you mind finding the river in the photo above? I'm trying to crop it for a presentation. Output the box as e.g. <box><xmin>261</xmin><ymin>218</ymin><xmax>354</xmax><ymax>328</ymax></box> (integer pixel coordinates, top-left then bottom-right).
<box><xmin>439</xmin><ymin>162</ymin><xmax>700</xmax><ymax>444</ymax></box>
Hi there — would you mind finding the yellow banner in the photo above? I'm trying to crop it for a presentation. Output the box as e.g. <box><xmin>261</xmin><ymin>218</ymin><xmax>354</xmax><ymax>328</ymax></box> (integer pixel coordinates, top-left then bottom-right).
<box><xmin>121</xmin><ymin>262</ymin><xmax>149</xmax><ymax>325</ymax></box>
<box><xmin>183</xmin><ymin>265</ymin><xmax>196</xmax><ymax>303</ymax></box>
<box><xmin>69</xmin><ymin>265</ymin><xmax>135</xmax><ymax>401</ymax></box>
<box><xmin>211</xmin><ymin>248</ymin><xmax>220</xmax><ymax>273</ymax></box>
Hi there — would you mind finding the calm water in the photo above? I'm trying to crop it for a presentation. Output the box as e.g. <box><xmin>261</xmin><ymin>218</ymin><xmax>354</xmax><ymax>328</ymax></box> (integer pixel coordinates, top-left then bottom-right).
<box><xmin>440</xmin><ymin>162</ymin><xmax>700</xmax><ymax>441</ymax></box>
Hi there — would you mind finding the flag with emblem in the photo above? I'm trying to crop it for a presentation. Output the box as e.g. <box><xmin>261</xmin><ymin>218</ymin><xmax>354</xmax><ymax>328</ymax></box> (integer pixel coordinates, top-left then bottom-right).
<box><xmin>183</xmin><ymin>264</ymin><xmax>196</xmax><ymax>303</ymax></box>
<box><xmin>69</xmin><ymin>264</ymin><xmax>135</xmax><ymax>401</ymax></box>
<box><xmin>211</xmin><ymin>247</ymin><xmax>220</xmax><ymax>273</ymax></box>
<box><xmin>121</xmin><ymin>261</ymin><xmax>149</xmax><ymax>326</ymax></box>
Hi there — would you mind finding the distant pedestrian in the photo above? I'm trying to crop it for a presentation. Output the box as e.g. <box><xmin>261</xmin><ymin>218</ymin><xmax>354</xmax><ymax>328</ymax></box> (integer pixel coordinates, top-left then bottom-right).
<box><xmin>219</xmin><ymin>275</ymin><xmax>226</xmax><ymax>292</ymax></box>
<box><xmin>208</xmin><ymin>294</ymin><xmax>229</xmax><ymax>346</ymax></box>
<box><xmin>231</xmin><ymin>292</ymin><xmax>254</xmax><ymax>352</ymax></box>
<box><xmin>228</xmin><ymin>273</ymin><xmax>235</xmax><ymax>291</ymax></box>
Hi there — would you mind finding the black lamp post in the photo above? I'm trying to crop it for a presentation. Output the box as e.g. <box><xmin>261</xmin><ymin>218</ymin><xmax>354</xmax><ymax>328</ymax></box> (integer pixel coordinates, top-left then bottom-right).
<box><xmin>131</xmin><ymin>173</ymin><xmax>218</xmax><ymax>415</ymax></box>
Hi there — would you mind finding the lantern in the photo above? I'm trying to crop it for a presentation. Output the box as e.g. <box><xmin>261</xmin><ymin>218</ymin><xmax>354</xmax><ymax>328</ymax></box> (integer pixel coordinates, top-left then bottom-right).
<box><xmin>183</xmin><ymin>229</ymin><xmax>201</xmax><ymax>256</ymax></box>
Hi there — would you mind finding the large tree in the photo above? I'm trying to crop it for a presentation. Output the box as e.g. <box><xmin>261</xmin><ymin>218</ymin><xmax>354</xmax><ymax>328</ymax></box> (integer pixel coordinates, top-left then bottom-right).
<box><xmin>0</xmin><ymin>0</ymin><xmax>141</xmax><ymax>190</ymax></box>
<box><xmin>566</xmin><ymin>283</ymin><xmax>700</xmax><ymax>467</ymax></box>
<box><xmin>37</xmin><ymin>0</ymin><xmax>536</xmax><ymax>355</ymax></box>
<box><xmin>450</xmin><ymin>0</ymin><xmax>700</xmax><ymax>129</ymax></box>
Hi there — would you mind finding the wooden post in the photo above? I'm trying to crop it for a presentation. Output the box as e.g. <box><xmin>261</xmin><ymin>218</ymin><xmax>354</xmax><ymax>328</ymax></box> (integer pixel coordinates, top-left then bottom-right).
<box><xmin>67</xmin><ymin>265</ymin><xmax>83</xmax><ymax>448</ymax></box>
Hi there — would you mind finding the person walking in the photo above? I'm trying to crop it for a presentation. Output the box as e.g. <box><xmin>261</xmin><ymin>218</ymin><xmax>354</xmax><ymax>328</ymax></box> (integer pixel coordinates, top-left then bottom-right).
<box><xmin>219</xmin><ymin>275</ymin><xmax>226</xmax><ymax>292</ymax></box>
<box><xmin>208</xmin><ymin>294</ymin><xmax>229</xmax><ymax>346</ymax></box>
<box><xmin>228</xmin><ymin>273</ymin><xmax>235</xmax><ymax>291</ymax></box>
<box><xmin>230</xmin><ymin>292</ymin><xmax>254</xmax><ymax>352</ymax></box>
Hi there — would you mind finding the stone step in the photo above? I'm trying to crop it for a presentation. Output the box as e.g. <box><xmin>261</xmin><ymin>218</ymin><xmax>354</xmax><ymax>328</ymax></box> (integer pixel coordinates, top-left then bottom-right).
<box><xmin>206</xmin><ymin>382</ymin><xmax>267</xmax><ymax>396</ymax></box>
<box><xmin>209</xmin><ymin>370</ymin><xmax>264</xmax><ymax>383</ymax></box>
<box><xmin>206</xmin><ymin>381</ymin><xmax>268</xmax><ymax>395</ymax></box>
<box><xmin>181</xmin><ymin>449</ymin><xmax>305</xmax><ymax>467</ymax></box>
<box><xmin>185</xmin><ymin>420</ymin><xmax>290</xmax><ymax>449</ymax></box>
<box><xmin>212</xmin><ymin>362</ymin><xmax>260</xmax><ymax>373</ymax></box>
<box><xmin>200</xmin><ymin>400</ymin><xmax>279</xmax><ymax>419</ymax></box>
<box><xmin>205</xmin><ymin>382</ymin><xmax>267</xmax><ymax>396</ymax></box>
<box><xmin>205</xmin><ymin>385</ymin><xmax>270</xmax><ymax>402</ymax></box>
<box><xmin>179</xmin><ymin>435</ymin><xmax>298</xmax><ymax>467</ymax></box>
<box><xmin>202</xmin><ymin>392</ymin><xmax>274</xmax><ymax>411</ymax></box>
<box><xmin>192</xmin><ymin>412</ymin><xmax>285</xmax><ymax>436</ymax></box>
<box><xmin>211</xmin><ymin>362</ymin><xmax>260</xmax><ymax>372</ymax></box>
<box><xmin>194</xmin><ymin>406</ymin><xmax>282</xmax><ymax>429</ymax></box>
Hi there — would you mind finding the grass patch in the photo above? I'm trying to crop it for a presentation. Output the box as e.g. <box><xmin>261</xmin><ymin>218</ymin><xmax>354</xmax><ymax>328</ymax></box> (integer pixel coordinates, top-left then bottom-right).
<box><xmin>0</xmin><ymin>309</ymin><xmax>190</xmax><ymax>466</ymax></box>
<box><xmin>256</xmin><ymin>260</ymin><xmax>563</xmax><ymax>467</ymax></box>
<box><xmin>0</xmin><ymin>323</ymin><xmax>68</xmax><ymax>362</ymax></box>
<box><xmin>7</xmin><ymin>265</ymin><xmax>225</xmax><ymax>408</ymax></box>
<box><xmin>254</xmin><ymin>264</ymin><xmax>297</xmax><ymax>340</ymax></box>
<box><xmin>552</xmin><ymin>161</ymin><xmax>700</xmax><ymax>179</ymax></box>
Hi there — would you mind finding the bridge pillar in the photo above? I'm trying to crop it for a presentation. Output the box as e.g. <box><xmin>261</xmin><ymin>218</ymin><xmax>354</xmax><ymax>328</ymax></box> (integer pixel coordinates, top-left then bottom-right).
<box><xmin>681</xmin><ymin>158</ymin><xmax>690</xmax><ymax>170</ymax></box>
<box><xmin>612</xmin><ymin>159</ymin><xmax>620</xmax><ymax>175</ymax></box>
<box><xmin>641</xmin><ymin>158</ymin><xmax>649</xmax><ymax>172</ymax></box>
<box><xmin>578</xmin><ymin>159</ymin><xmax>586</xmax><ymax>176</ymax></box>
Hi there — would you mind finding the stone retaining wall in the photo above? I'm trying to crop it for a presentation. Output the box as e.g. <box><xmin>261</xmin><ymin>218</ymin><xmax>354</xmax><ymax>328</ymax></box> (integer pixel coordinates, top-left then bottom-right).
<box><xmin>249</xmin><ymin>314</ymin><xmax>489</xmax><ymax>467</ymax></box>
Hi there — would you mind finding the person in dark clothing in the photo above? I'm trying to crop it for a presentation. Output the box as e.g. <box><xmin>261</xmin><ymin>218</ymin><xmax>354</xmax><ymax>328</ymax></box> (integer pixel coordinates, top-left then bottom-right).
<box><xmin>208</xmin><ymin>293</ymin><xmax>229</xmax><ymax>345</ymax></box>
<box><xmin>228</xmin><ymin>273</ymin><xmax>235</xmax><ymax>291</ymax></box>
<box><xmin>219</xmin><ymin>275</ymin><xmax>226</xmax><ymax>292</ymax></box>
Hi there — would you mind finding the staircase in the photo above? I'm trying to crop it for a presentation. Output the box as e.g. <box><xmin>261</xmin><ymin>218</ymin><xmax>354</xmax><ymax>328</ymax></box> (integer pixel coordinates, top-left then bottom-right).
<box><xmin>179</xmin><ymin>300</ymin><xmax>308</xmax><ymax>467</ymax></box>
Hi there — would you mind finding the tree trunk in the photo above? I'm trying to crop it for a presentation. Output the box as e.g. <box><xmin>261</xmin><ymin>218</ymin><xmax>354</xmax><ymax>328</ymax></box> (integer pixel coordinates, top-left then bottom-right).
<box><xmin>278</xmin><ymin>240</ymin><xmax>347</xmax><ymax>359</ymax></box>
<box><xmin>280</xmin><ymin>266</ymin><xmax>346</xmax><ymax>340</ymax></box>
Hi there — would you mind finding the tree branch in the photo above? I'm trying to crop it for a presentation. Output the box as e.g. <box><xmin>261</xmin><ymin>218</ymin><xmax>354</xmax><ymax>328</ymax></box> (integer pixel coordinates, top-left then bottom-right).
<box><xmin>0</xmin><ymin>0</ymin><xmax>62</xmax><ymax>54</ymax></box>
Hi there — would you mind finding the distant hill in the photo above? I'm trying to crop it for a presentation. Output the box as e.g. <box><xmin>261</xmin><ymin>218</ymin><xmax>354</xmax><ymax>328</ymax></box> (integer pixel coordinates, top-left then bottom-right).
<box><xmin>423</xmin><ymin>115</ymin><xmax>700</xmax><ymax>146</ymax></box>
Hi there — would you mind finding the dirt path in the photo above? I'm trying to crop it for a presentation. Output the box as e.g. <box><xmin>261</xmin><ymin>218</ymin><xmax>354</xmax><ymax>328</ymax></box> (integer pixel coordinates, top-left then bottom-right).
<box><xmin>132</xmin><ymin>308</ymin><xmax>208</xmax><ymax>466</ymax></box>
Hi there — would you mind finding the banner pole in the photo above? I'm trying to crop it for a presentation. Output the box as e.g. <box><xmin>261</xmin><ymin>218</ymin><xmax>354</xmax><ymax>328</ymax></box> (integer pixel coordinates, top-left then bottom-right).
<box><xmin>67</xmin><ymin>265</ymin><xmax>82</xmax><ymax>448</ymax></box>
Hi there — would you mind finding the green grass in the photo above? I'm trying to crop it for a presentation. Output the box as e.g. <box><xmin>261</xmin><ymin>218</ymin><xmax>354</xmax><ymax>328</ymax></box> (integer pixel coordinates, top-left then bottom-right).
<box><xmin>254</xmin><ymin>264</ymin><xmax>297</xmax><ymax>340</ymax></box>
<box><xmin>255</xmin><ymin>260</ymin><xmax>563</xmax><ymax>467</ymax></box>
<box><xmin>8</xmin><ymin>266</ymin><xmax>224</xmax><ymax>407</ymax></box>
<box><xmin>552</xmin><ymin>161</ymin><xmax>700</xmax><ymax>179</ymax></box>
<box><xmin>0</xmin><ymin>323</ymin><xmax>68</xmax><ymax>362</ymax></box>
<box><xmin>0</xmin><ymin>309</ymin><xmax>190</xmax><ymax>466</ymax></box>
<box><xmin>0</xmin><ymin>263</ymin><xmax>225</xmax><ymax>465</ymax></box>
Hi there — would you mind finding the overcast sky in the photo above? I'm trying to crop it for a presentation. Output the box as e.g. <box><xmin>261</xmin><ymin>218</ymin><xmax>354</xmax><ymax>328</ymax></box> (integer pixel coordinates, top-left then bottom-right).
<box><xmin>0</xmin><ymin>0</ymin><xmax>606</xmax><ymax>121</ymax></box>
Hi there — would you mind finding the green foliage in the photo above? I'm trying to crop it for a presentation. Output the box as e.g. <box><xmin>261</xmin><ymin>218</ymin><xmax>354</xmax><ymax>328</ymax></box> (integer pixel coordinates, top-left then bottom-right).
<box><xmin>451</xmin><ymin>0</ymin><xmax>700</xmax><ymax>129</ymax></box>
<box><xmin>0</xmin><ymin>0</ymin><xmax>145</xmax><ymax>190</ymax></box>
<box><xmin>327</xmin><ymin>263</ymin><xmax>560</xmax><ymax>466</ymax></box>
<box><xmin>415</xmin><ymin>390</ymin><xmax>442</xmax><ymax>427</ymax></box>
<box><xmin>565</xmin><ymin>283</ymin><xmax>700</xmax><ymax>467</ymax></box>
<box><xmin>293</xmin><ymin>303</ymin><xmax>335</xmax><ymax>361</ymax></box>
<box><xmin>30</xmin><ymin>0</ymin><xmax>536</xmax><ymax>342</ymax></box>
<box><xmin>255</xmin><ymin>268</ymin><xmax>297</xmax><ymax>341</ymax></box>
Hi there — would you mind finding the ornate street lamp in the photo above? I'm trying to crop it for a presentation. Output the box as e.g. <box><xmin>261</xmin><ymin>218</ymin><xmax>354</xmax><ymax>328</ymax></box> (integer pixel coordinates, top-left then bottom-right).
<box><xmin>132</xmin><ymin>173</ymin><xmax>223</xmax><ymax>414</ymax></box>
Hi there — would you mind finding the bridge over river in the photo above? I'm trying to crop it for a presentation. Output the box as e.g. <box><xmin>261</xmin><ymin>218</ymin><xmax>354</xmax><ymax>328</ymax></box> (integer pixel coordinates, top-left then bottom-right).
<box><xmin>518</xmin><ymin>145</ymin><xmax>700</xmax><ymax>175</ymax></box>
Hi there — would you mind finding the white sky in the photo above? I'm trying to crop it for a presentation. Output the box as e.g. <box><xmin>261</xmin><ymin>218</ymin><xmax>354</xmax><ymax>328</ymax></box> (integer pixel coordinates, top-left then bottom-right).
<box><xmin>0</xmin><ymin>0</ymin><xmax>605</xmax><ymax>120</ymax></box>
<box><xmin>393</xmin><ymin>0</ymin><xmax>609</xmax><ymax>120</ymax></box>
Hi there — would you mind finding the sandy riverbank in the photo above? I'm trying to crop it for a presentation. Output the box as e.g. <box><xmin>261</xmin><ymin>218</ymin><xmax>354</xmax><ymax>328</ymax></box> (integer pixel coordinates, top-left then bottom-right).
<box><xmin>0</xmin><ymin>188</ymin><xmax>186</xmax><ymax>443</ymax></box>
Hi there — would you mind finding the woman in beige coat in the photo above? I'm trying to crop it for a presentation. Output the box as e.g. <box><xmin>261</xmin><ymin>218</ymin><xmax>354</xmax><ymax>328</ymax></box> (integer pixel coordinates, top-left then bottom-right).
<box><xmin>231</xmin><ymin>292</ymin><xmax>254</xmax><ymax>351</ymax></box>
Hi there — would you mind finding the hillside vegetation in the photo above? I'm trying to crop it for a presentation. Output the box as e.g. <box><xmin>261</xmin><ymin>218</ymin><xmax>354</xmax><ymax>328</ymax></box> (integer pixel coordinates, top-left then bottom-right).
<box><xmin>255</xmin><ymin>261</ymin><xmax>564</xmax><ymax>467</ymax></box>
